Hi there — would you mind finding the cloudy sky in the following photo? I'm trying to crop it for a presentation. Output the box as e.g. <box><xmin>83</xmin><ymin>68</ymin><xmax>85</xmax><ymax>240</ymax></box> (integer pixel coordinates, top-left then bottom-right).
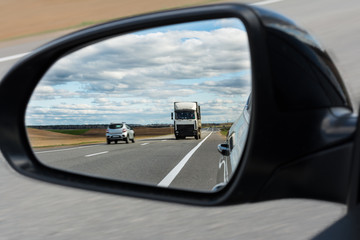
<box><xmin>26</xmin><ymin>18</ymin><xmax>252</xmax><ymax>126</ymax></box>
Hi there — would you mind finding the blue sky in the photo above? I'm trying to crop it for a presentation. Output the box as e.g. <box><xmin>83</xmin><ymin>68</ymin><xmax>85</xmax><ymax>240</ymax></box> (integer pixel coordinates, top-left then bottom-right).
<box><xmin>26</xmin><ymin>18</ymin><xmax>251</xmax><ymax>126</ymax></box>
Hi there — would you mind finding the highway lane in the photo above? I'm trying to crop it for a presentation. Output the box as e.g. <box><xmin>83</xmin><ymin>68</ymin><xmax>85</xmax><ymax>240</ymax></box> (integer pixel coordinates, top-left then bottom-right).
<box><xmin>0</xmin><ymin>0</ymin><xmax>353</xmax><ymax>239</ymax></box>
<box><xmin>34</xmin><ymin>129</ymin><xmax>225</xmax><ymax>191</ymax></box>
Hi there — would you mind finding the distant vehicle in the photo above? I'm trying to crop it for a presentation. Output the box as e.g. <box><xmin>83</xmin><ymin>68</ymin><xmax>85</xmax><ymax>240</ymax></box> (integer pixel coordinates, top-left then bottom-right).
<box><xmin>171</xmin><ymin>102</ymin><xmax>201</xmax><ymax>140</ymax></box>
<box><xmin>106</xmin><ymin>123</ymin><xmax>135</xmax><ymax>144</ymax></box>
<box><xmin>214</xmin><ymin>95</ymin><xmax>251</xmax><ymax>190</ymax></box>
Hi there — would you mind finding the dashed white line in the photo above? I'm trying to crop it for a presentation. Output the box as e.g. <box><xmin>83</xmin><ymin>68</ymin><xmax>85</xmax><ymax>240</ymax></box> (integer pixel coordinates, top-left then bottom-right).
<box><xmin>158</xmin><ymin>131</ymin><xmax>213</xmax><ymax>187</ymax></box>
<box><xmin>85</xmin><ymin>151</ymin><xmax>108</xmax><ymax>157</ymax></box>
<box><xmin>251</xmin><ymin>0</ymin><xmax>284</xmax><ymax>6</ymax></box>
<box><xmin>141</xmin><ymin>143</ymin><xmax>149</xmax><ymax>146</ymax></box>
<box><xmin>35</xmin><ymin>145</ymin><xmax>99</xmax><ymax>154</ymax></box>
<box><xmin>0</xmin><ymin>52</ymin><xmax>30</xmax><ymax>63</ymax></box>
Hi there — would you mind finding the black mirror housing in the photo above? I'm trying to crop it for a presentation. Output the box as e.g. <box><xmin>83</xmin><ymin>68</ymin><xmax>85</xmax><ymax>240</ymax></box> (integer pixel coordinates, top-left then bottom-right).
<box><xmin>0</xmin><ymin>3</ymin><xmax>356</xmax><ymax>206</ymax></box>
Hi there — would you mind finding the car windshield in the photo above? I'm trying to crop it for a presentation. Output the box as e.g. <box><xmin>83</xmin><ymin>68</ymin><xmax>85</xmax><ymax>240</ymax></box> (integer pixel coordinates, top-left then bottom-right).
<box><xmin>109</xmin><ymin>124</ymin><xmax>123</xmax><ymax>129</ymax></box>
<box><xmin>175</xmin><ymin>111</ymin><xmax>195</xmax><ymax>119</ymax></box>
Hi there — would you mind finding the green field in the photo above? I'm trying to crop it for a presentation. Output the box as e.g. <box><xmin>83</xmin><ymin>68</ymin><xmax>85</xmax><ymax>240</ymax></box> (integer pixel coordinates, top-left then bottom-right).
<box><xmin>220</xmin><ymin>127</ymin><xmax>230</xmax><ymax>136</ymax></box>
<box><xmin>219</xmin><ymin>123</ymin><xmax>232</xmax><ymax>136</ymax></box>
<box><xmin>47</xmin><ymin>129</ymin><xmax>89</xmax><ymax>135</ymax></box>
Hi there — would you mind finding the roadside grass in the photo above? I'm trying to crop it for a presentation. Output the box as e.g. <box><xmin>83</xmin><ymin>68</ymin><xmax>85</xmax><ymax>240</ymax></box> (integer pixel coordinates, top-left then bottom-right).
<box><xmin>202</xmin><ymin>123</ymin><xmax>232</xmax><ymax>136</ymax></box>
<box><xmin>47</xmin><ymin>129</ymin><xmax>89</xmax><ymax>135</ymax></box>
<box><xmin>220</xmin><ymin>127</ymin><xmax>230</xmax><ymax>136</ymax></box>
<box><xmin>220</xmin><ymin>124</ymin><xmax>232</xmax><ymax>136</ymax></box>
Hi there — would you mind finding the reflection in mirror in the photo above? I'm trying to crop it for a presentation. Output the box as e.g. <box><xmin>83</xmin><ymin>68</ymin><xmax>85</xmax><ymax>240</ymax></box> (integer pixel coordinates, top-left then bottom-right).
<box><xmin>26</xmin><ymin>18</ymin><xmax>252</xmax><ymax>192</ymax></box>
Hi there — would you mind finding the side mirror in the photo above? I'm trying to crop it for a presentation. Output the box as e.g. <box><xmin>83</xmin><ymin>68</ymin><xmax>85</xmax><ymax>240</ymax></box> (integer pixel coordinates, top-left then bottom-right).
<box><xmin>217</xmin><ymin>143</ymin><xmax>230</xmax><ymax>156</ymax></box>
<box><xmin>171</xmin><ymin>112</ymin><xmax>173</xmax><ymax>120</ymax></box>
<box><xmin>0</xmin><ymin>3</ymin><xmax>356</xmax><ymax>207</ymax></box>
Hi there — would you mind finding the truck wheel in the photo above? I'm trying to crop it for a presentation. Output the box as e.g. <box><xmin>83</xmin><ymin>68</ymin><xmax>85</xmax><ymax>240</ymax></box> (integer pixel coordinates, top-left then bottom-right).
<box><xmin>131</xmin><ymin>137</ymin><xmax>135</xmax><ymax>143</ymax></box>
<box><xmin>107</xmin><ymin>140</ymin><xmax>110</xmax><ymax>144</ymax></box>
<box><xmin>115</xmin><ymin>140</ymin><xmax>118</xmax><ymax>144</ymax></box>
<box><xmin>125</xmin><ymin>136</ymin><xmax>129</xmax><ymax>144</ymax></box>
<box><xmin>195</xmin><ymin>134</ymin><xmax>199</xmax><ymax>140</ymax></box>
<box><xmin>199</xmin><ymin>132</ymin><xmax>201</xmax><ymax>139</ymax></box>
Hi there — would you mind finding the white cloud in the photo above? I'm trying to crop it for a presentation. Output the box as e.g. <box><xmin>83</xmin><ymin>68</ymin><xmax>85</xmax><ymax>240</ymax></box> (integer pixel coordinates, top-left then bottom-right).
<box><xmin>27</xmin><ymin>18</ymin><xmax>251</xmax><ymax>125</ymax></box>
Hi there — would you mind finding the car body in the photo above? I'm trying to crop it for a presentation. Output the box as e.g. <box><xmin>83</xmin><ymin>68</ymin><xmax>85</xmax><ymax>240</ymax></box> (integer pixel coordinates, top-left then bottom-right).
<box><xmin>214</xmin><ymin>94</ymin><xmax>251</xmax><ymax>190</ymax></box>
<box><xmin>106</xmin><ymin>123</ymin><xmax>135</xmax><ymax>144</ymax></box>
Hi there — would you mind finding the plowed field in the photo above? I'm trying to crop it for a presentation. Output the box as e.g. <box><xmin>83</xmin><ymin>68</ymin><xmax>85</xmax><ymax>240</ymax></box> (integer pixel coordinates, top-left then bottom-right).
<box><xmin>27</xmin><ymin>127</ymin><xmax>173</xmax><ymax>147</ymax></box>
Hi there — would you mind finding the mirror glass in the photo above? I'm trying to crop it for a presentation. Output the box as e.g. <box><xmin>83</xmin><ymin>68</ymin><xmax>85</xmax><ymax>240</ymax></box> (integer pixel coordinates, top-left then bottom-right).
<box><xmin>26</xmin><ymin>18</ymin><xmax>252</xmax><ymax>192</ymax></box>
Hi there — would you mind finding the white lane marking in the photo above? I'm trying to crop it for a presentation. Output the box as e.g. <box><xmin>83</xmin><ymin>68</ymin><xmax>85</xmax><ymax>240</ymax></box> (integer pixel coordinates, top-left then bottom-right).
<box><xmin>0</xmin><ymin>52</ymin><xmax>30</xmax><ymax>63</ymax></box>
<box><xmin>251</xmin><ymin>0</ymin><xmax>284</xmax><ymax>6</ymax></box>
<box><xmin>161</xmin><ymin>140</ymin><xmax>167</xmax><ymax>142</ymax></box>
<box><xmin>85</xmin><ymin>151</ymin><xmax>108</xmax><ymax>157</ymax></box>
<box><xmin>141</xmin><ymin>143</ymin><xmax>149</xmax><ymax>146</ymax></box>
<box><xmin>158</xmin><ymin>132</ymin><xmax>213</xmax><ymax>187</ymax></box>
<box><xmin>35</xmin><ymin>145</ymin><xmax>99</xmax><ymax>154</ymax></box>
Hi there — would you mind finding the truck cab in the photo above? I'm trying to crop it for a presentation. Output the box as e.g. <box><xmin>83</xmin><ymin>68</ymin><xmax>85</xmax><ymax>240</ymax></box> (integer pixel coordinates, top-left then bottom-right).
<box><xmin>171</xmin><ymin>102</ymin><xmax>201</xmax><ymax>140</ymax></box>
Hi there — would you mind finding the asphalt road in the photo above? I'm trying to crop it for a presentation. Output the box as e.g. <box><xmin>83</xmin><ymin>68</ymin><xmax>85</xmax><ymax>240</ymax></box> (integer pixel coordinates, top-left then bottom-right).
<box><xmin>35</xmin><ymin>129</ymin><xmax>224</xmax><ymax>191</ymax></box>
<box><xmin>1</xmin><ymin>0</ymin><xmax>358</xmax><ymax>239</ymax></box>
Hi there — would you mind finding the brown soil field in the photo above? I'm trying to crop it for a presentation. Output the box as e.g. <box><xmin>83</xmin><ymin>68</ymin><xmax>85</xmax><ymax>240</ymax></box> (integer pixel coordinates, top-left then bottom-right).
<box><xmin>133</xmin><ymin>127</ymin><xmax>173</xmax><ymax>136</ymax></box>
<box><xmin>1</xmin><ymin>0</ymin><xmax>227</xmax><ymax>41</ymax></box>
<box><xmin>27</xmin><ymin>127</ymin><xmax>174</xmax><ymax>148</ymax></box>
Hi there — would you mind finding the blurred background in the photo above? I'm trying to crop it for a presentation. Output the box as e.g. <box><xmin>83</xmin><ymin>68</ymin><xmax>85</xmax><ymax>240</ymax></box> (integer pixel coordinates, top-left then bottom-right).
<box><xmin>2</xmin><ymin>0</ymin><xmax>359</xmax><ymax>239</ymax></box>
<box><xmin>1</xmin><ymin>0</ymin><xmax>238</xmax><ymax>40</ymax></box>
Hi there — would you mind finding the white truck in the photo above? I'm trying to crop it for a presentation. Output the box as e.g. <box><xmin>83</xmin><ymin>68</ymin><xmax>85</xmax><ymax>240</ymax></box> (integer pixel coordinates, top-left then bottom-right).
<box><xmin>171</xmin><ymin>102</ymin><xmax>201</xmax><ymax>140</ymax></box>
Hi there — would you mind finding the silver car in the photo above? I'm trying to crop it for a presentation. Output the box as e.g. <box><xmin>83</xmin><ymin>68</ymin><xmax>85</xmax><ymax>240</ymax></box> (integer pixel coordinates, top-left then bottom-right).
<box><xmin>106</xmin><ymin>123</ymin><xmax>135</xmax><ymax>144</ymax></box>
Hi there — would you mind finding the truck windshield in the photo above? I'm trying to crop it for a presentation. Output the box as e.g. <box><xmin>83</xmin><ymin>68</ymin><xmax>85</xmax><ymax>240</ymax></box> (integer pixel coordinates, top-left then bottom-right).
<box><xmin>175</xmin><ymin>111</ymin><xmax>195</xmax><ymax>119</ymax></box>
